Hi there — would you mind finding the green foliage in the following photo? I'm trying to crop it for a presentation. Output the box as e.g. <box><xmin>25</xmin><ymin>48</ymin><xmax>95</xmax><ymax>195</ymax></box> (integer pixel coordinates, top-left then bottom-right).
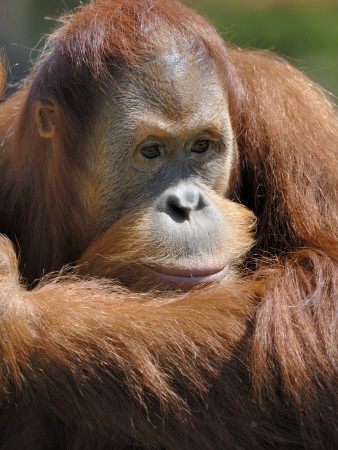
<box><xmin>1</xmin><ymin>0</ymin><xmax>337</xmax><ymax>95</ymax></box>
<box><xmin>192</xmin><ymin>0</ymin><xmax>338</xmax><ymax>96</ymax></box>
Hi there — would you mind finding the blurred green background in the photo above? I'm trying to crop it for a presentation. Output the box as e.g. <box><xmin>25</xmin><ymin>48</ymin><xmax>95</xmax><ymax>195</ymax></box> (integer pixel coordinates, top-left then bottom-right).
<box><xmin>0</xmin><ymin>0</ymin><xmax>337</xmax><ymax>96</ymax></box>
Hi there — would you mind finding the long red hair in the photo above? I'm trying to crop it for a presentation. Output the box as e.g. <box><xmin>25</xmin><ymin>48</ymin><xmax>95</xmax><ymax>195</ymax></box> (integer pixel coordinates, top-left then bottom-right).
<box><xmin>0</xmin><ymin>1</ymin><xmax>337</xmax><ymax>448</ymax></box>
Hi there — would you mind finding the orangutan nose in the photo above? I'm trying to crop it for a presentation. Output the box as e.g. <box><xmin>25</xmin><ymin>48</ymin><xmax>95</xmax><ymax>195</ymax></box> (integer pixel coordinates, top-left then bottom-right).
<box><xmin>158</xmin><ymin>182</ymin><xmax>208</xmax><ymax>222</ymax></box>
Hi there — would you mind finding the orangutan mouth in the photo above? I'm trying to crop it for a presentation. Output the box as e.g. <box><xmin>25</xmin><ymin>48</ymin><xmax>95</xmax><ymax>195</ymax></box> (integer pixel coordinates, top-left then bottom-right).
<box><xmin>146</xmin><ymin>265</ymin><xmax>228</xmax><ymax>286</ymax></box>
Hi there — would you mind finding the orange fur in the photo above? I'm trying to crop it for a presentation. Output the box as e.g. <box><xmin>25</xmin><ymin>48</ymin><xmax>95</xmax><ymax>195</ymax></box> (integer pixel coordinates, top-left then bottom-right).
<box><xmin>78</xmin><ymin>196</ymin><xmax>255</xmax><ymax>291</ymax></box>
<box><xmin>0</xmin><ymin>57</ymin><xmax>6</xmax><ymax>99</ymax></box>
<box><xmin>0</xmin><ymin>1</ymin><xmax>337</xmax><ymax>448</ymax></box>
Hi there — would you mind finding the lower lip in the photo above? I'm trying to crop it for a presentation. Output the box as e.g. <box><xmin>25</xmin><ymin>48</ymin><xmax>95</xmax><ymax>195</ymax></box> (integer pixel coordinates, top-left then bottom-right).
<box><xmin>146</xmin><ymin>265</ymin><xmax>228</xmax><ymax>287</ymax></box>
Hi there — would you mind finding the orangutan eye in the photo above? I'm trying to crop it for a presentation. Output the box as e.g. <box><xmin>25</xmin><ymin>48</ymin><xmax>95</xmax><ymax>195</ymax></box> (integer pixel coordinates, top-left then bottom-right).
<box><xmin>141</xmin><ymin>145</ymin><xmax>161</xmax><ymax>159</ymax></box>
<box><xmin>191</xmin><ymin>139</ymin><xmax>210</xmax><ymax>153</ymax></box>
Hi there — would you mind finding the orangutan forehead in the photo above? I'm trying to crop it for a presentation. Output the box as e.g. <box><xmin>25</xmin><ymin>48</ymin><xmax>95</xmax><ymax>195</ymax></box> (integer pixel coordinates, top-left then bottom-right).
<box><xmin>118</xmin><ymin>53</ymin><xmax>226</xmax><ymax>120</ymax></box>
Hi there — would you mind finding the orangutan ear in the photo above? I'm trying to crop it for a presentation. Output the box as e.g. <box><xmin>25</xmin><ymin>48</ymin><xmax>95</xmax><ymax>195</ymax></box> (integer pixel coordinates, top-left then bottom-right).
<box><xmin>34</xmin><ymin>98</ymin><xmax>57</xmax><ymax>138</ymax></box>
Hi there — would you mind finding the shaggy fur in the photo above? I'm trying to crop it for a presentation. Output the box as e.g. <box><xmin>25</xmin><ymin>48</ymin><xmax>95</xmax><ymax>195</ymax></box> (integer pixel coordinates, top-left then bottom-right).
<box><xmin>0</xmin><ymin>0</ymin><xmax>337</xmax><ymax>448</ymax></box>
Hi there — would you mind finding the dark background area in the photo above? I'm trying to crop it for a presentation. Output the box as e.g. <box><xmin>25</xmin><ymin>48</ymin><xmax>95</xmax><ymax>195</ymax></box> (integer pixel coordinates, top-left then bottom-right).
<box><xmin>0</xmin><ymin>0</ymin><xmax>337</xmax><ymax>96</ymax></box>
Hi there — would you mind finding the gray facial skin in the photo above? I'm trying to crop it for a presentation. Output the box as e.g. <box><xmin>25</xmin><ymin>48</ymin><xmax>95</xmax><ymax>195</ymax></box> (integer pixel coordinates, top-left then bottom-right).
<box><xmin>88</xmin><ymin>52</ymin><xmax>236</xmax><ymax>285</ymax></box>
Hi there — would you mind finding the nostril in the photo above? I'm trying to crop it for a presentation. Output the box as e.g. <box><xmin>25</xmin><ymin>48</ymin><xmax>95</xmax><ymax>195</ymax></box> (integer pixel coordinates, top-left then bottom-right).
<box><xmin>167</xmin><ymin>188</ymin><xmax>201</xmax><ymax>219</ymax></box>
<box><xmin>167</xmin><ymin>194</ymin><xmax>193</xmax><ymax>211</ymax></box>
<box><xmin>157</xmin><ymin>183</ymin><xmax>210</xmax><ymax>223</ymax></box>
<box><xmin>167</xmin><ymin>195</ymin><xmax>190</xmax><ymax>220</ymax></box>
